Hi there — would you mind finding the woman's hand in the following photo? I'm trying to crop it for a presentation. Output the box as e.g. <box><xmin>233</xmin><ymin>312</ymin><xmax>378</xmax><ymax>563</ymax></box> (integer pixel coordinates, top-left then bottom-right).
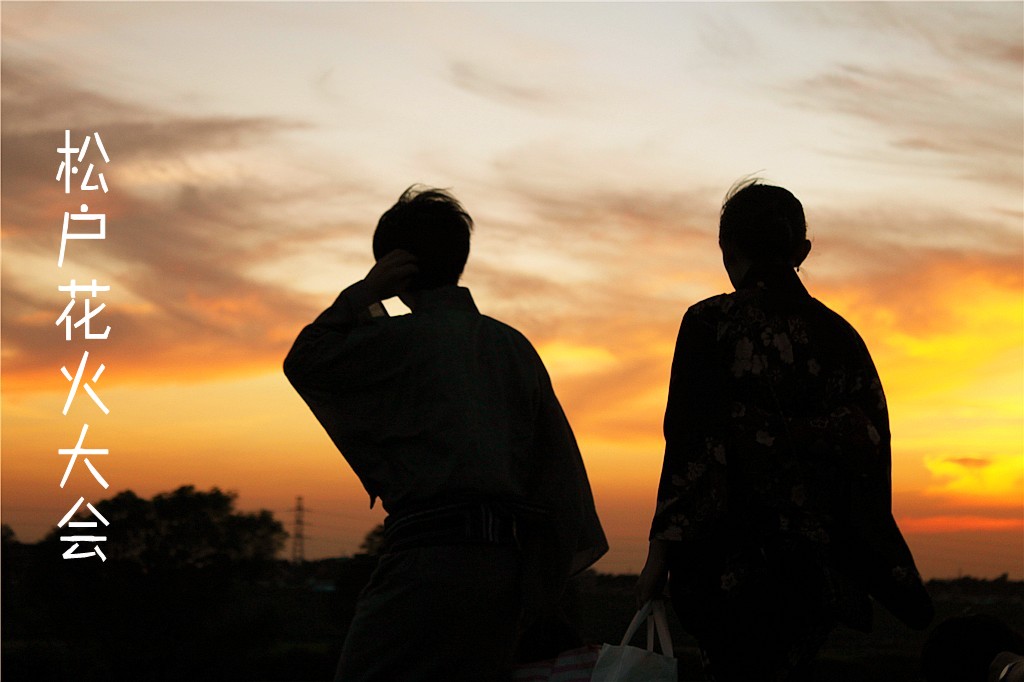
<box><xmin>635</xmin><ymin>539</ymin><xmax>671</xmax><ymax>607</ymax></box>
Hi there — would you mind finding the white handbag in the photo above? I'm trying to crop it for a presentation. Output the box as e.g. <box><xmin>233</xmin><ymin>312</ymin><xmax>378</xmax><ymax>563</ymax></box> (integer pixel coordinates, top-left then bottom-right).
<box><xmin>590</xmin><ymin>599</ymin><xmax>678</xmax><ymax>682</ymax></box>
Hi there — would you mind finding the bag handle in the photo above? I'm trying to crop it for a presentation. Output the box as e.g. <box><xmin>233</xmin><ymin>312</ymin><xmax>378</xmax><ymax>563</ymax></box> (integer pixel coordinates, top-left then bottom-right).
<box><xmin>619</xmin><ymin>599</ymin><xmax>674</xmax><ymax>658</ymax></box>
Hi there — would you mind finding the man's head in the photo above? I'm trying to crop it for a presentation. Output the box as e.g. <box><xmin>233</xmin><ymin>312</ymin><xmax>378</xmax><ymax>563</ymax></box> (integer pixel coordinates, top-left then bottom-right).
<box><xmin>373</xmin><ymin>186</ymin><xmax>473</xmax><ymax>292</ymax></box>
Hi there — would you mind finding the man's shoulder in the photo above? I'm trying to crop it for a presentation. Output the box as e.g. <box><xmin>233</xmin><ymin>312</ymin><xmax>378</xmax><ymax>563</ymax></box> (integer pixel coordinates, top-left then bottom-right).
<box><xmin>475</xmin><ymin>314</ymin><xmax>551</xmax><ymax>369</ymax></box>
<box><xmin>480</xmin><ymin>314</ymin><xmax>537</xmax><ymax>347</ymax></box>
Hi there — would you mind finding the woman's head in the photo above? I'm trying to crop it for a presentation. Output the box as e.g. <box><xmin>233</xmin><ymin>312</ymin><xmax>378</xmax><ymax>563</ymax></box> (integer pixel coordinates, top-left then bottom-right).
<box><xmin>719</xmin><ymin>180</ymin><xmax>810</xmax><ymax>286</ymax></box>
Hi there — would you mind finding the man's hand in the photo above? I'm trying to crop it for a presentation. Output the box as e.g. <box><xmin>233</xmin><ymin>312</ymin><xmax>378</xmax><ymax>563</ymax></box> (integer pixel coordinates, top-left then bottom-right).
<box><xmin>362</xmin><ymin>249</ymin><xmax>419</xmax><ymax>302</ymax></box>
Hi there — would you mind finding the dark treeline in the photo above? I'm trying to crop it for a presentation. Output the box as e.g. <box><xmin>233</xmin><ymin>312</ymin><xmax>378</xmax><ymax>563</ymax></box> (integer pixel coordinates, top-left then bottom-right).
<box><xmin>2</xmin><ymin>487</ymin><xmax>1021</xmax><ymax>681</ymax></box>
<box><xmin>2</xmin><ymin>487</ymin><xmax>290</xmax><ymax>680</ymax></box>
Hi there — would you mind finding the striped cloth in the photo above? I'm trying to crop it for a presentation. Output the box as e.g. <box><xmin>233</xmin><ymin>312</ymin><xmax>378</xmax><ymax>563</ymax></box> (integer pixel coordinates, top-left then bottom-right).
<box><xmin>512</xmin><ymin>645</ymin><xmax>601</xmax><ymax>682</ymax></box>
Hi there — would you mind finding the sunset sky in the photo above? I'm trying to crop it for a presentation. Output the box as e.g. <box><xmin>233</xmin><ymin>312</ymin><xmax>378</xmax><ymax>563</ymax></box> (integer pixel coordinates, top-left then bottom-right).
<box><xmin>2</xmin><ymin>2</ymin><xmax>1021</xmax><ymax>578</ymax></box>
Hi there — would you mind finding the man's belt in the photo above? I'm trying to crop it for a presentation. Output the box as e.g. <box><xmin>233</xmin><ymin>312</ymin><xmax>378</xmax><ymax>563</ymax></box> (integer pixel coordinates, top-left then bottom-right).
<box><xmin>382</xmin><ymin>502</ymin><xmax>521</xmax><ymax>553</ymax></box>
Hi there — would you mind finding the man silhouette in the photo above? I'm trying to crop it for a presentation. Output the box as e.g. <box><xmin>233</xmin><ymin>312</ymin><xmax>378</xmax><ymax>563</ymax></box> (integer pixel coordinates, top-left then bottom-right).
<box><xmin>284</xmin><ymin>186</ymin><xmax>606</xmax><ymax>681</ymax></box>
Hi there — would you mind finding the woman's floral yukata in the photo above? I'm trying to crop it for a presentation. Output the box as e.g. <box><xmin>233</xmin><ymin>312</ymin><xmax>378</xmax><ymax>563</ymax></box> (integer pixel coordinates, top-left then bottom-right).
<box><xmin>651</xmin><ymin>265</ymin><xmax>890</xmax><ymax>680</ymax></box>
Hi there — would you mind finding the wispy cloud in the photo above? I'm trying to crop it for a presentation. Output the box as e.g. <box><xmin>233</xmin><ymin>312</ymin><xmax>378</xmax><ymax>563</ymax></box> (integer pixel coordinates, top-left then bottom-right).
<box><xmin>1</xmin><ymin>59</ymin><xmax>323</xmax><ymax>389</ymax></box>
<box><xmin>899</xmin><ymin>516</ymin><xmax>1022</xmax><ymax>534</ymax></box>
<box><xmin>924</xmin><ymin>452</ymin><xmax>1024</xmax><ymax>501</ymax></box>
<box><xmin>943</xmin><ymin>457</ymin><xmax>992</xmax><ymax>470</ymax></box>
<box><xmin>783</xmin><ymin>4</ymin><xmax>1023</xmax><ymax>191</ymax></box>
<box><xmin>792</xmin><ymin>63</ymin><xmax>1021</xmax><ymax>189</ymax></box>
<box><xmin>449</xmin><ymin>60</ymin><xmax>569</xmax><ymax>111</ymax></box>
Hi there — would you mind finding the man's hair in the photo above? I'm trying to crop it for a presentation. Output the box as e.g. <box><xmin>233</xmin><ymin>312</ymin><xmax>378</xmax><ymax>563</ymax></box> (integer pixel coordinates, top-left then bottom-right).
<box><xmin>373</xmin><ymin>185</ymin><xmax>473</xmax><ymax>291</ymax></box>
<box><xmin>719</xmin><ymin>179</ymin><xmax>806</xmax><ymax>265</ymax></box>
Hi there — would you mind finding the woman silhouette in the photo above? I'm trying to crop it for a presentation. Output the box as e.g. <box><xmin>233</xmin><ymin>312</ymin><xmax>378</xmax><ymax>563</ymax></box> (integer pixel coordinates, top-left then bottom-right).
<box><xmin>636</xmin><ymin>180</ymin><xmax>930</xmax><ymax>680</ymax></box>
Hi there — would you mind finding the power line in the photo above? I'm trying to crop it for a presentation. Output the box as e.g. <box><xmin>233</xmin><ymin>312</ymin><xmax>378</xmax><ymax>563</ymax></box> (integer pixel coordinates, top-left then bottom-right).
<box><xmin>291</xmin><ymin>496</ymin><xmax>305</xmax><ymax>564</ymax></box>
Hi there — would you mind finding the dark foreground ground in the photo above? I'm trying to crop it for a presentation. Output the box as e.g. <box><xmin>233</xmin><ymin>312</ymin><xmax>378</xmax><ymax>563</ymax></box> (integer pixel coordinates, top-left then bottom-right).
<box><xmin>3</xmin><ymin>549</ymin><xmax>1021</xmax><ymax>681</ymax></box>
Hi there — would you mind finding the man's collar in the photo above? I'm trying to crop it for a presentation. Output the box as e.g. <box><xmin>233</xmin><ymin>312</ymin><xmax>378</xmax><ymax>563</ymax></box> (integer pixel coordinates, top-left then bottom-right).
<box><xmin>412</xmin><ymin>285</ymin><xmax>479</xmax><ymax>314</ymax></box>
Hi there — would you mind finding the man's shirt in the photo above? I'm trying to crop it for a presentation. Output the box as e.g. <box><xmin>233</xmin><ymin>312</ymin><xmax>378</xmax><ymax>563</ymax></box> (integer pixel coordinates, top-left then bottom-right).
<box><xmin>284</xmin><ymin>283</ymin><xmax>606</xmax><ymax>580</ymax></box>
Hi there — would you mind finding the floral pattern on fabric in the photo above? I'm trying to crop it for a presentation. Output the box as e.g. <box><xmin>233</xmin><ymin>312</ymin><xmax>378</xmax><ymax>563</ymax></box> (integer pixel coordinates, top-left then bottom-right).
<box><xmin>653</xmin><ymin>269</ymin><xmax>889</xmax><ymax>540</ymax></box>
<box><xmin>651</xmin><ymin>267</ymin><xmax>894</xmax><ymax>628</ymax></box>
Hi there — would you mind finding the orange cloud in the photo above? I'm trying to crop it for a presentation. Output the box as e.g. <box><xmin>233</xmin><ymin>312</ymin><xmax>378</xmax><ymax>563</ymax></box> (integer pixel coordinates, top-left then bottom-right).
<box><xmin>1</xmin><ymin>60</ymin><xmax>335</xmax><ymax>392</ymax></box>
<box><xmin>899</xmin><ymin>516</ymin><xmax>1023</xmax><ymax>534</ymax></box>
<box><xmin>924</xmin><ymin>454</ymin><xmax>1024</xmax><ymax>500</ymax></box>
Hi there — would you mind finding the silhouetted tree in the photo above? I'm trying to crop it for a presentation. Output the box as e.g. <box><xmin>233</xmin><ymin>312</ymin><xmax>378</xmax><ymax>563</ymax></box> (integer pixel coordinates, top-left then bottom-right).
<box><xmin>13</xmin><ymin>486</ymin><xmax>288</xmax><ymax>681</ymax></box>
<box><xmin>2</xmin><ymin>522</ymin><xmax>25</xmax><ymax>605</ymax></box>
<box><xmin>358</xmin><ymin>523</ymin><xmax>385</xmax><ymax>555</ymax></box>
<box><xmin>74</xmin><ymin>486</ymin><xmax>287</xmax><ymax>575</ymax></box>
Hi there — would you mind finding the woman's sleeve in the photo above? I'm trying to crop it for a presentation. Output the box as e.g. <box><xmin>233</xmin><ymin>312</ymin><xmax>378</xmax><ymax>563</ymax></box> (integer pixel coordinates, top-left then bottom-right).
<box><xmin>650</xmin><ymin>307</ymin><xmax>727</xmax><ymax>542</ymax></box>
<box><xmin>846</xmin><ymin>332</ymin><xmax>893</xmax><ymax>515</ymax></box>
